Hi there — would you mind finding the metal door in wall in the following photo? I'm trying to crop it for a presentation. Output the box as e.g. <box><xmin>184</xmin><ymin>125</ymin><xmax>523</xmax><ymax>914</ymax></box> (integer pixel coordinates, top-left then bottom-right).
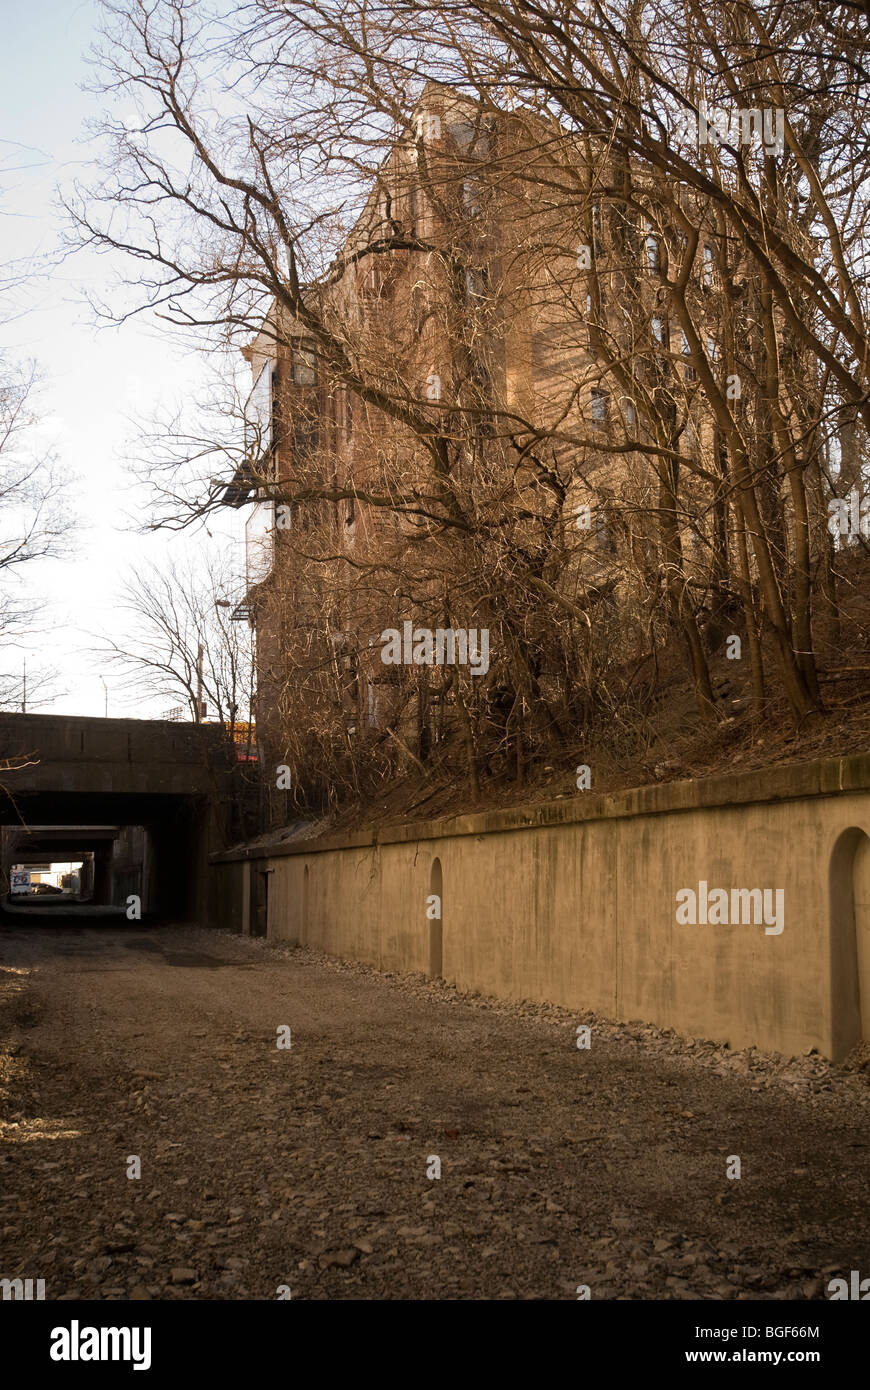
<box><xmin>250</xmin><ymin>867</ymin><xmax>270</xmax><ymax>938</ymax></box>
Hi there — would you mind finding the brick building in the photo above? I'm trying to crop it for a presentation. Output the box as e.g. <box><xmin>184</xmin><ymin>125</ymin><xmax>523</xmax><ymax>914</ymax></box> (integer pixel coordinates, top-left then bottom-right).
<box><xmin>222</xmin><ymin>89</ymin><xmax>739</xmax><ymax>813</ymax></box>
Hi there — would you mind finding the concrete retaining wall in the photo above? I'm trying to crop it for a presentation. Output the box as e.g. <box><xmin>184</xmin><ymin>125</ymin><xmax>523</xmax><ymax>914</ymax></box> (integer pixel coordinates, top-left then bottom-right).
<box><xmin>211</xmin><ymin>755</ymin><xmax>870</xmax><ymax>1060</ymax></box>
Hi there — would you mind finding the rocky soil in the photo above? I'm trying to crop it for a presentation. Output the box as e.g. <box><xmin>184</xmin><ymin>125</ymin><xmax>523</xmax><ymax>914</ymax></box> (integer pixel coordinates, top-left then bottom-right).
<box><xmin>1</xmin><ymin>921</ymin><xmax>869</xmax><ymax>1300</ymax></box>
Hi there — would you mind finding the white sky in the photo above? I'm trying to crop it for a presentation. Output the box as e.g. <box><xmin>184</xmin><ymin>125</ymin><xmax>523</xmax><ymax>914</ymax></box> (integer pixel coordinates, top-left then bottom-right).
<box><xmin>0</xmin><ymin>0</ymin><xmax>245</xmax><ymax>718</ymax></box>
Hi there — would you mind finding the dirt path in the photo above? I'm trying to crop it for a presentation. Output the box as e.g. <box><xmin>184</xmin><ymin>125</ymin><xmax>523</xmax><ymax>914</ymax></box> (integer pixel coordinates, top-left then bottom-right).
<box><xmin>1</xmin><ymin>921</ymin><xmax>869</xmax><ymax>1300</ymax></box>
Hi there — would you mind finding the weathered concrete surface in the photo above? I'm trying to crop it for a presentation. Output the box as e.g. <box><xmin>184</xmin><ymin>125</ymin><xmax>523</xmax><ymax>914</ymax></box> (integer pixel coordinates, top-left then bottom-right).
<box><xmin>0</xmin><ymin>713</ymin><xmax>228</xmax><ymax>799</ymax></box>
<box><xmin>2</xmin><ymin>923</ymin><xmax>869</xmax><ymax>1300</ymax></box>
<box><xmin>213</xmin><ymin>754</ymin><xmax>870</xmax><ymax>1060</ymax></box>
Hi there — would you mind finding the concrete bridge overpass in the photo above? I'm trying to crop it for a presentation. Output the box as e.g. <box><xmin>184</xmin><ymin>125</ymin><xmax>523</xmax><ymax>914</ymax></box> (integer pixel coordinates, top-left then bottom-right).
<box><xmin>0</xmin><ymin>713</ymin><xmax>236</xmax><ymax>921</ymax></box>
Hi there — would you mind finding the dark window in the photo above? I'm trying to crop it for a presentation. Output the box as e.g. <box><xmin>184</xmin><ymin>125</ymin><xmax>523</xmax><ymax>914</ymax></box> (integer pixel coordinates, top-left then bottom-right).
<box><xmin>292</xmin><ymin>416</ymin><xmax>319</xmax><ymax>457</ymax></box>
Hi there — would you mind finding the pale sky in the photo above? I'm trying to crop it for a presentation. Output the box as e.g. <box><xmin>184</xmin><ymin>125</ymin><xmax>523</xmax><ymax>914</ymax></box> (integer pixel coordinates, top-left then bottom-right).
<box><xmin>0</xmin><ymin>0</ymin><xmax>245</xmax><ymax>718</ymax></box>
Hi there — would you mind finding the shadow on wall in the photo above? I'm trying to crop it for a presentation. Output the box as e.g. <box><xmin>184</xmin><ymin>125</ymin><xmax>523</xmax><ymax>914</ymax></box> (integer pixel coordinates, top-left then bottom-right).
<box><xmin>830</xmin><ymin>826</ymin><xmax>870</xmax><ymax>1059</ymax></box>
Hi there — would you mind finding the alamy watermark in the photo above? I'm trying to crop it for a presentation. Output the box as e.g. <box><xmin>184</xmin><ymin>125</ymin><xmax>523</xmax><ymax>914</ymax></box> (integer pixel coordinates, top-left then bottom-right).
<box><xmin>1</xmin><ymin>1277</ymin><xmax>44</xmax><ymax>1300</ymax></box>
<box><xmin>675</xmin><ymin>880</ymin><xmax>784</xmax><ymax>935</ymax></box>
<box><xmin>50</xmin><ymin>1322</ymin><xmax>151</xmax><ymax>1371</ymax></box>
<box><xmin>827</xmin><ymin>487</ymin><xmax>869</xmax><ymax>539</ymax></box>
<box><xmin>674</xmin><ymin>102</ymin><xmax>785</xmax><ymax>157</ymax></box>
<box><xmin>380</xmin><ymin>621</ymin><xmax>490</xmax><ymax>676</ymax></box>
<box><xmin>828</xmin><ymin>1270</ymin><xmax>870</xmax><ymax>1299</ymax></box>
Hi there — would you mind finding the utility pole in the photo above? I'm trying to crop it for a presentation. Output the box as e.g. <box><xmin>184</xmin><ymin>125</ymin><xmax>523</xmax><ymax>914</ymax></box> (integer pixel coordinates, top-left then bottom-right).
<box><xmin>101</xmin><ymin>678</ymin><xmax>108</xmax><ymax>718</ymax></box>
<box><xmin>196</xmin><ymin>643</ymin><xmax>204</xmax><ymax>722</ymax></box>
<box><xmin>21</xmin><ymin>658</ymin><xmax>26</xmax><ymax>714</ymax></box>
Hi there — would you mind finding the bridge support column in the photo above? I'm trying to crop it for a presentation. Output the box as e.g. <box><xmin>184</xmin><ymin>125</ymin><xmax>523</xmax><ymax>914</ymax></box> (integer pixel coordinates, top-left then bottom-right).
<box><xmin>80</xmin><ymin>854</ymin><xmax>94</xmax><ymax>898</ymax></box>
<box><xmin>92</xmin><ymin>851</ymin><xmax>112</xmax><ymax>906</ymax></box>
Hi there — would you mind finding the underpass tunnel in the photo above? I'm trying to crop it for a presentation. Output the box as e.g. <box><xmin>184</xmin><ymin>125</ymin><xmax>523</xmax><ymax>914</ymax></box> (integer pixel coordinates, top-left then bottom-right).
<box><xmin>0</xmin><ymin>794</ymin><xmax>213</xmax><ymax>925</ymax></box>
<box><xmin>0</xmin><ymin>714</ymin><xmax>232</xmax><ymax>928</ymax></box>
<box><xmin>2</xmin><ymin>827</ymin><xmax>123</xmax><ymax>908</ymax></box>
<box><xmin>144</xmin><ymin>798</ymin><xmax>210</xmax><ymax>923</ymax></box>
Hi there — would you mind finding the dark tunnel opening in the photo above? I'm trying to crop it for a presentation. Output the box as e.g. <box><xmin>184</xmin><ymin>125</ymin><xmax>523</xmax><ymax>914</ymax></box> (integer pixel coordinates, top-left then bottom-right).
<box><xmin>0</xmin><ymin>793</ymin><xmax>211</xmax><ymax>929</ymax></box>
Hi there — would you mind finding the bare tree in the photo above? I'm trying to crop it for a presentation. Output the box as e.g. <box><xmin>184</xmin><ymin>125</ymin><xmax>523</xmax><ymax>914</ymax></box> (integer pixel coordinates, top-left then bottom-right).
<box><xmin>96</xmin><ymin>548</ymin><xmax>254</xmax><ymax>726</ymax></box>
<box><xmin>65</xmin><ymin>0</ymin><xmax>870</xmax><ymax>813</ymax></box>
<box><xmin>0</xmin><ymin>352</ymin><xmax>74</xmax><ymax>707</ymax></box>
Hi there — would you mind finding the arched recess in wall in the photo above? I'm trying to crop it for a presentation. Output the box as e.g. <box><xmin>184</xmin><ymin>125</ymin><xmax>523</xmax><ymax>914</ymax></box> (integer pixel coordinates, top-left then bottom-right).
<box><xmin>428</xmin><ymin>857</ymin><xmax>443</xmax><ymax>979</ymax></box>
<box><xmin>829</xmin><ymin>827</ymin><xmax>870</xmax><ymax>1060</ymax></box>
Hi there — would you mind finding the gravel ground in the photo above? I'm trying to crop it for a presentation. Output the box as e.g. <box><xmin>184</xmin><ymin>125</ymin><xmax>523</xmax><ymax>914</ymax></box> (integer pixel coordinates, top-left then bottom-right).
<box><xmin>1</xmin><ymin>920</ymin><xmax>869</xmax><ymax>1301</ymax></box>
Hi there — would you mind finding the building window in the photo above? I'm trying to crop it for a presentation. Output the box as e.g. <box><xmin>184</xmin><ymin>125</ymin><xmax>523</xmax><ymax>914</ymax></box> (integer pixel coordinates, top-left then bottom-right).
<box><xmin>291</xmin><ymin>344</ymin><xmax>318</xmax><ymax>386</ymax></box>
<box><xmin>592</xmin><ymin>203</ymin><xmax>604</xmax><ymax>256</ymax></box>
<box><xmin>590</xmin><ymin>388</ymin><xmax>609</xmax><ymax>428</ymax></box>
<box><xmin>682</xmin><ymin>332</ymin><xmax>697</xmax><ymax>381</ymax></box>
<box><xmin>644</xmin><ymin>228</ymin><xmax>661</xmax><ymax>273</ymax></box>
<box><xmin>416</xmin><ymin>111</ymin><xmax>441</xmax><ymax>143</ymax></box>
<box><xmin>702</xmin><ymin>243</ymin><xmax>714</xmax><ymax>287</ymax></box>
<box><xmin>334</xmin><ymin>387</ymin><xmax>353</xmax><ymax>440</ymax></box>
<box><xmin>652</xmin><ymin>316</ymin><xmax>670</xmax><ymax>373</ymax></box>
<box><xmin>462</xmin><ymin>177</ymin><xmax>483</xmax><ymax>215</ymax></box>
<box><xmin>595</xmin><ymin>507</ymin><xmax>614</xmax><ymax>552</ymax></box>
<box><xmin>292</xmin><ymin>412</ymin><xmax>319</xmax><ymax>457</ymax></box>
<box><xmin>465</xmin><ymin>267</ymin><xmax>488</xmax><ymax>299</ymax></box>
<box><xmin>360</xmin><ymin>265</ymin><xmax>381</xmax><ymax>300</ymax></box>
